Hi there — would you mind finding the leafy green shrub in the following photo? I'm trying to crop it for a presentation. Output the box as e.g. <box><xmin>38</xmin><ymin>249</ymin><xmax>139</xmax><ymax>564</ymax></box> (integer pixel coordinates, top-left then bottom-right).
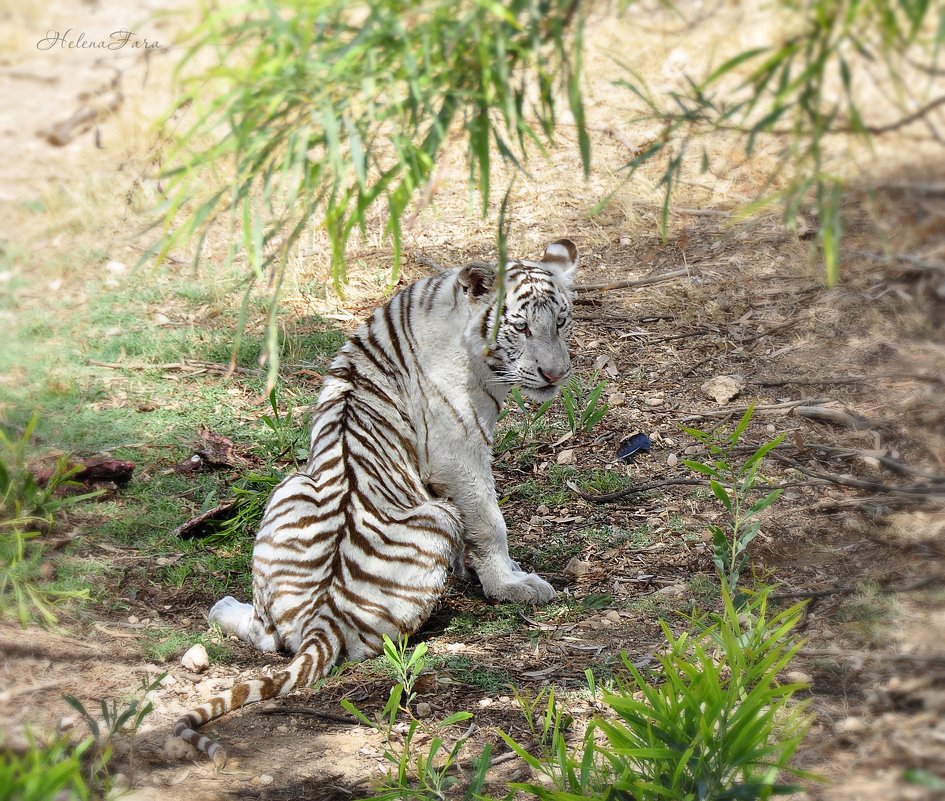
<box><xmin>199</xmin><ymin>468</ymin><xmax>285</xmax><ymax>546</ymax></box>
<box><xmin>1</xmin><ymin>414</ymin><xmax>101</xmax><ymax>523</ymax></box>
<box><xmin>0</xmin><ymin>737</ymin><xmax>93</xmax><ymax>801</ymax></box>
<box><xmin>682</xmin><ymin>405</ymin><xmax>785</xmax><ymax>594</ymax></box>
<box><xmin>0</xmin><ymin>415</ymin><xmax>98</xmax><ymax>626</ymax></box>
<box><xmin>505</xmin><ymin>588</ymin><xmax>814</xmax><ymax>801</ymax></box>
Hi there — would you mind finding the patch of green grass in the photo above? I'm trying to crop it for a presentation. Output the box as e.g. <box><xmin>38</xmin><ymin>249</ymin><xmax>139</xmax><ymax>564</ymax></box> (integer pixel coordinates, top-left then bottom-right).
<box><xmin>2</xmin><ymin>247</ymin><xmax>345</xmax><ymax>623</ymax></box>
<box><xmin>141</xmin><ymin>626</ymin><xmax>236</xmax><ymax>665</ymax></box>
<box><xmin>510</xmin><ymin>466</ymin><xmax>628</xmax><ymax>507</ymax></box>
<box><xmin>157</xmin><ymin>541</ymin><xmax>254</xmax><ymax>598</ymax></box>
<box><xmin>428</xmin><ymin>655</ymin><xmax>512</xmax><ymax>693</ymax></box>
<box><xmin>582</xmin><ymin>524</ymin><xmax>652</xmax><ymax>549</ymax></box>
<box><xmin>510</xmin><ymin>465</ymin><xmax>577</xmax><ymax>506</ymax></box>
<box><xmin>836</xmin><ymin>581</ymin><xmax>899</xmax><ymax>646</ymax></box>
<box><xmin>579</xmin><ymin>469</ymin><xmax>626</xmax><ymax>496</ymax></box>
<box><xmin>628</xmin><ymin>589</ymin><xmax>688</xmax><ymax>619</ymax></box>
<box><xmin>686</xmin><ymin>574</ymin><xmax>719</xmax><ymax>607</ymax></box>
<box><xmin>46</xmin><ymin>556</ymin><xmax>114</xmax><ymax>607</ymax></box>
<box><xmin>510</xmin><ymin>536</ymin><xmax>583</xmax><ymax>573</ymax></box>
<box><xmin>443</xmin><ymin>603</ymin><xmax>526</xmax><ymax>637</ymax></box>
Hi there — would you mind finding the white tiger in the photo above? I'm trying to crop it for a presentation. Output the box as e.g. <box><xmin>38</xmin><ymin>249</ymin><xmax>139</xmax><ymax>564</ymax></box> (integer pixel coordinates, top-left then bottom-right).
<box><xmin>174</xmin><ymin>239</ymin><xmax>579</xmax><ymax>766</ymax></box>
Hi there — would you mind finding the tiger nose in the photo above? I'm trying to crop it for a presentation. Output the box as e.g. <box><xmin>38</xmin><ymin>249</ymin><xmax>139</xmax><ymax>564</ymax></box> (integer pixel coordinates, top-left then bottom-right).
<box><xmin>539</xmin><ymin>367</ymin><xmax>566</xmax><ymax>385</ymax></box>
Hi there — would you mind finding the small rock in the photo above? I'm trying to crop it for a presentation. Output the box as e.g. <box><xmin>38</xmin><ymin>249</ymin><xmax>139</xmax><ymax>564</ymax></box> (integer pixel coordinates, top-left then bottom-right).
<box><xmin>181</xmin><ymin>643</ymin><xmax>210</xmax><ymax>673</ymax></box>
<box><xmin>564</xmin><ymin>557</ymin><xmax>593</xmax><ymax>579</ymax></box>
<box><xmin>159</xmin><ymin>674</ymin><xmax>177</xmax><ymax>686</ymax></box>
<box><xmin>104</xmin><ymin>260</ymin><xmax>127</xmax><ymax>275</ymax></box>
<box><xmin>163</xmin><ymin>735</ymin><xmax>198</xmax><ymax>760</ymax></box>
<box><xmin>557</xmin><ymin>449</ymin><xmax>575</xmax><ymax>465</ymax></box>
<box><xmin>536</xmin><ymin>504</ymin><xmax>550</xmax><ymax>516</ymax></box>
<box><xmin>785</xmin><ymin>670</ymin><xmax>812</xmax><ymax>685</ymax></box>
<box><xmin>276</xmin><ymin>724</ymin><xmax>289</xmax><ymax>733</ymax></box>
<box><xmin>477</xmin><ymin>697</ymin><xmax>493</xmax><ymax>708</ymax></box>
<box><xmin>415</xmin><ymin>702</ymin><xmax>432</xmax><ymax>718</ymax></box>
<box><xmin>127</xmin><ymin>615</ymin><xmax>140</xmax><ymax>625</ymax></box>
<box><xmin>608</xmin><ymin>391</ymin><xmax>626</xmax><ymax>407</ymax></box>
<box><xmin>259</xmin><ymin>774</ymin><xmax>274</xmax><ymax>786</ymax></box>
<box><xmin>701</xmin><ymin>375</ymin><xmax>745</xmax><ymax>405</ymax></box>
<box><xmin>654</xmin><ymin>583</ymin><xmax>687</xmax><ymax>599</ymax></box>
<box><xmin>667</xmin><ymin>453</ymin><xmax>678</xmax><ymax>467</ymax></box>
<box><xmin>56</xmin><ymin>715</ymin><xmax>77</xmax><ymax>733</ymax></box>
<box><xmin>644</xmin><ymin>396</ymin><xmax>664</xmax><ymax>407</ymax></box>
<box><xmin>604</xmin><ymin>610</ymin><xmax>621</xmax><ymax>623</ymax></box>
<box><xmin>837</xmin><ymin>716</ymin><xmax>866</xmax><ymax>735</ymax></box>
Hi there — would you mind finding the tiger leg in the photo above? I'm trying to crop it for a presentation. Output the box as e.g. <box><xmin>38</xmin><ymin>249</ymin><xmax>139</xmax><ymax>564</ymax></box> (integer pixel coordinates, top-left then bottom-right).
<box><xmin>458</xmin><ymin>489</ymin><xmax>555</xmax><ymax>604</ymax></box>
<box><xmin>208</xmin><ymin>596</ymin><xmax>283</xmax><ymax>652</ymax></box>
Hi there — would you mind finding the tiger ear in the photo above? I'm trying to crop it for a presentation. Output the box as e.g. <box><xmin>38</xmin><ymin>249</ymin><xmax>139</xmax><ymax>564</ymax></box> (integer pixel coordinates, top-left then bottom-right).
<box><xmin>458</xmin><ymin>261</ymin><xmax>496</xmax><ymax>300</ymax></box>
<box><xmin>541</xmin><ymin>239</ymin><xmax>579</xmax><ymax>284</ymax></box>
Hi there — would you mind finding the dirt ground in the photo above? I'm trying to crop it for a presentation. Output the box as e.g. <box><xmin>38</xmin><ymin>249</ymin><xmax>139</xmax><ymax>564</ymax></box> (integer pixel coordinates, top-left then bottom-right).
<box><xmin>2</xmin><ymin>1</ymin><xmax>944</xmax><ymax>799</ymax></box>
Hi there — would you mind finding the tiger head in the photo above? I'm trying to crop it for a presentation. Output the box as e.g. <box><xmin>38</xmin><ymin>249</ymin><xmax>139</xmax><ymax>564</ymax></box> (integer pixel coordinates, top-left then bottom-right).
<box><xmin>459</xmin><ymin>239</ymin><xmax>579</xmax><ymax>402</ymax></box>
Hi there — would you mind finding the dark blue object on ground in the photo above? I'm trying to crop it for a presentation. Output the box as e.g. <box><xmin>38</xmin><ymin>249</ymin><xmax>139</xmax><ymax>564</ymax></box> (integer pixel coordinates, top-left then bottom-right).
<box><xmin>617</xmin><ymin>432</ymin><xmax>652</xmax><ymax>462</ymax></box>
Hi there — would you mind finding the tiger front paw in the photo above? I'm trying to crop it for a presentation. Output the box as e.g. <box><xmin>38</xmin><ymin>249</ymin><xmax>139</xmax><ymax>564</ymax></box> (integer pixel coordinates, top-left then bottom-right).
<box><xmin>483</xmin><ymin>571</ymin><xmax>556</xmax><ymax>605</ymax></box>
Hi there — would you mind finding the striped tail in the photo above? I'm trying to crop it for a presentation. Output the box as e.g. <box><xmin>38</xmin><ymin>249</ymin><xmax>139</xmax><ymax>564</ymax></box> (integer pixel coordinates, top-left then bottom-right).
<box><xmin>172</xmin><ymin>633</ymin><xmax>340</xmax><ymax>768</ymax></box>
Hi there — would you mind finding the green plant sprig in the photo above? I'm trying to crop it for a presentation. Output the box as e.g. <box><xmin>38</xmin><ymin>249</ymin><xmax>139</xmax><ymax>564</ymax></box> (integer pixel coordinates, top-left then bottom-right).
<box><xmin>504</xmin><ymin>587</ymin><xmax>816</xmax><ymax>801</ymax></box>
<box><xmin>609</xmin><ymin>0</ymin><xmax>944</xmax><ymax>285</ymax></box>
<box><xmin>154</xmin><ymin>0</ymin><xmax>588</xmax><ymax>383</ymax></box>
<box><xmin>681</xmin><ymin>403</ymin><xmax>785</xmax><ymax>595</ymax></box>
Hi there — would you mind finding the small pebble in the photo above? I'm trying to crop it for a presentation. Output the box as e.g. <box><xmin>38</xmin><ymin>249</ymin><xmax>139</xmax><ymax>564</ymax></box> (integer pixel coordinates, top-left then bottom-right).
<box><xmin>127</xmin><ymin>615</ymin><xmax>140</xmax><ymax>625</ymax></box>
<box><xmin>415</xmin><ymin>702</ymin><xmax>432</xmax><ymax>718</ymax></box>
<box><xmin>564</xmin><ymin>557</ymin><xmax>593</xmax><ymax>578</ymax></box>
<box><xmin>536</xmin><ymin>504</ymin><xmax>550</xmax><ymax>516</ymax></box>
<box><xmin>477</xmin><ymin>697</ymin><xmax>493</xmax><ymax>708</ymax></box>
<box><xmin>785</xmin><ymin>670</ymin><xmax>812</xmax><ymax>685</ymax></box>
<box><xmin>259</xmin><ymin>774</ymin><xmax>274</xmax><ymax>786</ymax></box>
<box><xmin>837</xmin><ymin>716</ymin><xmax>865</xmax><ymax>735</ymax></box>
<box><xmin>163</xmin><ymin>735</ymin><xmax>198</xmax><ymax>761</ymax></box>
<box><xmin>557</xmin><ymin>449</ymin><xmax>575</xmax><ymax>465</ymax></box>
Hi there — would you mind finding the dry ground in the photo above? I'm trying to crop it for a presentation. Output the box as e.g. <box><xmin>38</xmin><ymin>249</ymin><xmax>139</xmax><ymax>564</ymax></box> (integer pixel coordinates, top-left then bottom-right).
<box><xmin>1</xmin><ymin>1</ymin><xmax>944</xmax><ymax>800</ymax></box>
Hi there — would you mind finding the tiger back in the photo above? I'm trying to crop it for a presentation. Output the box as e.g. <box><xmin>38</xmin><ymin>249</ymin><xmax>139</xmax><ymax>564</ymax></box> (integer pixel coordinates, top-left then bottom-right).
<box><xmin>173</xmin><ymin>239</ymin><xmax>580</xmax><ymax>766</ymax></box>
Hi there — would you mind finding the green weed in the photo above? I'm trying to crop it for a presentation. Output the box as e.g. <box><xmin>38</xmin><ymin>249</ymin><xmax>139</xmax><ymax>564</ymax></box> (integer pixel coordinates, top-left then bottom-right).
<box><xmin>682</xmin><ymin>404</ymin><xmax>785</xmax><ymax>595</ymax></box>
<box><xmin>560</xmin><ymin>375</ymin><xmax>609</xmax><ymax>435</ymax></box>
<box><xmin>504</xmin><ymin>588</ymin><xmax>814</xmax><ymax>801</ymax></box>
<box><xmin>496</xmin><ymin>387</ymin><xmax>556</xmax><ymax>453</ymax></box>
<box><xmin>428</xmin><ymin>655</ymin><xmax>512</xmax><ymax>694</ymax></box>
<box><xmin>836</xmin><ymin>581</ymin><xmax>899</xmax><ymax>647</ymax></box>
<box><xmin>64</xmin><ymin>670</ymin><xmax>165</xmax><ymax>787</ymax></box>
<box><xmin>341</xmin><ymin>635</ymin><xmax>477</xmax><ymax>800</ymax></box>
